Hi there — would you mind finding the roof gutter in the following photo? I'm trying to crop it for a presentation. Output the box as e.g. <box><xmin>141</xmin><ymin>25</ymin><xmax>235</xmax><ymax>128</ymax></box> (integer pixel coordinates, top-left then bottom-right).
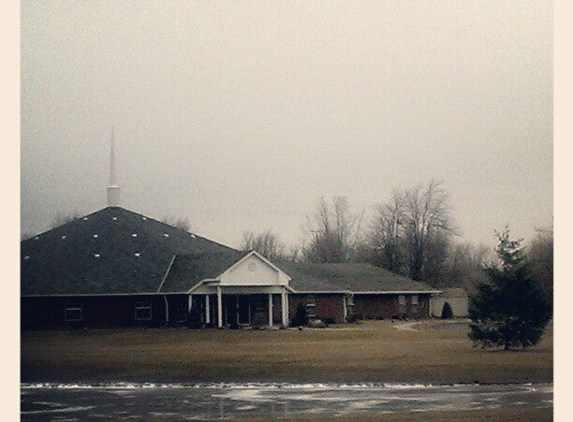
<box><xmin>290</xmin><ymin>290</ymin><xmax>441</xmax><ymax>295</ymax></box>
<box><xmin>22</xmin><ymin>292</ymin><xmax>169</xmax><ymax>298</ymax></box>
<box><xmin>187</xmin><ymin>278</ymin><xmax>219</xmax><ymax>294</ymax></box>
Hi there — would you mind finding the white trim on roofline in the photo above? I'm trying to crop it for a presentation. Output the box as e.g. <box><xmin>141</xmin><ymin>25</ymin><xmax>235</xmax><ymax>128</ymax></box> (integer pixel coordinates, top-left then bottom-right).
<box><xmin>218</xmin><ymin>250</ymin><xmax>292</xmax><ymax>282</ymax></box>
<box><xmin>183</xmin><ymin>252</ymin><xmax>296</xmax><ymax>293</ymax></box>
<box><xmin>23</xmin><ymin>288</ymin><xmax>439</xmax><ymax>298</ymax></box>
<box><xmin>290</xmin><ymin>290</ymin><xmax>441</xmax><ymax>295</ymax></box>
<box><xmin>23</xmin><ymin>292</ymin><xmax>172</xmax><ymax>298</ymax></box>
<box><xmin>352</xmin><ymin>290</ymin><xmax>441</xmax><ymax>294</ymax></box>
<box><xmin>186</xmin><ymin>280</ymin><xmax>296</xmax><ymax>294</ymax></box>
<box><xmin>186</xmin><ymin>278</ymin><xmax>218</xmax><ymax>294</ymax></box>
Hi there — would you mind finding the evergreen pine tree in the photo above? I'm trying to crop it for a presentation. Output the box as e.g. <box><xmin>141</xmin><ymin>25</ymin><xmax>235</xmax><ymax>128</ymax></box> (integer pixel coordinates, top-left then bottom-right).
<box><xmin>291</xmin><ymin>302</ymin><xmax>309</xmax><ymax>327</ymax></box>
<box><xmin>441</xmin><ymin>302</ymin><xmax>453</xmax><ymax>319</ymax></box>
<box><xmin>468</xmin><ymin>228</ymin><xmax>552</xmax><ymax>350</ymax></box>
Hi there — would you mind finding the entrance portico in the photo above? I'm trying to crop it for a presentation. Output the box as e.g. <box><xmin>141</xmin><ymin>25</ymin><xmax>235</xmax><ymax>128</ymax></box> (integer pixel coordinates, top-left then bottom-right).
<box><xmin>190</xmin><ymin>285</ymin><xmax>290</xmax><ymax>328</ymax></box>
<box><xmin>187</xmin><ymin>251</ymin><xmax>291</xmax><ymax>328</ymax></box>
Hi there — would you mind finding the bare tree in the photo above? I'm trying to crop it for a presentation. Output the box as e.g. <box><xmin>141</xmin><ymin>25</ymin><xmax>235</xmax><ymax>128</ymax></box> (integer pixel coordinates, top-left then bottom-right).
<box><xmin>286</xmin><ymin>245</ymin><xmax>302</xmax><ymax>263</ymax></box>
<box><xmin>527</xmin><ymin>226</ymin><xmax>553</xmax><ymax>308</ymax></box>
<box><xmin>303</xmin><ymin>196</ymin><xmax>362</xmax><ymax>263</ymax></box>
<box><xmin>241</xmin><ymin>230</ymin><xmax>286</xmax><ymax>261</ymax></box>
<box><xmin>161</xmin><ymin>216</ymin><xmax>195</xmax><ymax>232</ymax></box>
<box><xmin>368</xmin><ymin>189</ymin><xmax>407</xmax><ymax>274</ymax></box>
<box><xmin>403</xmin><ymin>180</ymin><xmax>456</xmax><ymax>281</ymax></box>
<box><xmin>366</xmin><ymin>180</ymin><xmax>456</xmax><ymax>283</ymax></box>
<box><xmin>442</xmin><ymin>241</ymin><xmax>491</xmax><ymax>293</ymax></box>
<box><xmin>51</xmin><ymin>212</ymin><xmax>80</xmax><ymax>229</ymax></box>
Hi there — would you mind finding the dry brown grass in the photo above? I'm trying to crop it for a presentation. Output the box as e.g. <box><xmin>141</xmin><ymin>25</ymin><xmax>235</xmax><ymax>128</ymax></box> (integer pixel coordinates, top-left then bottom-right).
<box><xmin>73</xmin><ymin>407</ymin><xmax>553</xmax><ymax>422</ymax></box>
<box><xmin>21</xmin><ymin>319</ymin><xmax>553</xmax><ymax>385</ymax></box>
<box><xmin>208</xmin><ymin>407</ymin><xmax>553</xmax><ymax>422</ymax></box>
<box><xmin>86</xmin><ymin>407</ymin><xmax>552</xmax><ymax>422</ymax></box>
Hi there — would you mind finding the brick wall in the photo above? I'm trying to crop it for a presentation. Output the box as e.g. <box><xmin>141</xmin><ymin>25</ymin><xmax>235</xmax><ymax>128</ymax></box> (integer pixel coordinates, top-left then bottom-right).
<box><xmin>21</xmin><ymin>295</ymin><xmax>168</xmax><ymax>329</ymax></box>
<box><xmin>289</xmin><ymin>293</ymin><xmax>346</xmax><ymax>324</ymax></box>
<box><xmin>353</xmin><ymin>293</ymin><xmax>431</xmax><ymax>320</ymax></box>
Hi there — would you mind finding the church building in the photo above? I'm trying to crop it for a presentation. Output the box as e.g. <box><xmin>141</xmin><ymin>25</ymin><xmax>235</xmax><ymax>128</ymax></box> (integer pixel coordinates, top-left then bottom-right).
<box><xmin>21</xmin><ymin>132</ymin><xmax>439</xmax><ymax>330</ymax></box>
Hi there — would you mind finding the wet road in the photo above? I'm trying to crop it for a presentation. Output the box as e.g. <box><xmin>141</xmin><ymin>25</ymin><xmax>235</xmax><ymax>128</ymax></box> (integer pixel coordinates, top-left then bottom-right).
<box><xmin>21</xmin><ymin>382</ymin><xmax>553</xmax><ymax>421</ymax></box>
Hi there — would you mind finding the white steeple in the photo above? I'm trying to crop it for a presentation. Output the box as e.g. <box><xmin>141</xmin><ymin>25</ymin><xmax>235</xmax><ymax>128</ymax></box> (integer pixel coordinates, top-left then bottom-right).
<box><xmin>107</xmin><ymin>127</ymin><xmax>121</xmax><ymax>207</ymax></box>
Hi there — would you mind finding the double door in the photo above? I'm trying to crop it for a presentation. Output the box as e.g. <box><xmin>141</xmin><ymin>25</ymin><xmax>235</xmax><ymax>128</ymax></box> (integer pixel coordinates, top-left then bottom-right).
<box><xmin>223</xmin><ymin>295</ymin><xmax>266</xmax><ymax>327</ymax></box>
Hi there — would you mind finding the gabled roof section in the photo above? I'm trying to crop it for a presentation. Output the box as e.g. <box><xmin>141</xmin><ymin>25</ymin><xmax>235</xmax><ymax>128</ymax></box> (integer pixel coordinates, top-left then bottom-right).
<box><xmin>275</xmin><ymin>261</ymin><xmax>439</xmax><ymax>294</ymax></box>
<box><xmin>218</xmin><ymin>250</ymin><xmax>292</xmax><ymax>286</ymax></box>
<box><xmin>21</xmin><ymin>207</ymin><xmax>237</xmax><ymax>296</ymax></box>
<box><xmin>221</xmin><ymin>250</ymin><xmax>286</xmax><ymax>277</ymax></box>
<box><xmin>159</xmin><ymin>250</ymin><xmax>250</xmax><ymax>293</ymax></box>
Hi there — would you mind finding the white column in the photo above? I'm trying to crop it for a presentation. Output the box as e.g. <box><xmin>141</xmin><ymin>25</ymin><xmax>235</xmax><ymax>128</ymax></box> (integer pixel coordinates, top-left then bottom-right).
<box><xmin>217</xmin><ymin>286</ymin><xmax>223</xmax><ymax>328</ymax></box>
<box><xmin>343</xmin><ymin>295</ymin><xmax>348</xmax><ymax>322</ymax></box>
<box><xmin>188</xmin><ymin>295</ymin><xmax>193</xmax><ymax>312</ymax></box>
<box><xmin>284</xmin><ymin>290</ymin><xmax>289</xmax><ymax>324</ymax></box>
<box><xmin>164</xmin><ymin>295</ymin><xmax>169</xmax><ymax>324</ymax></box>
<box><xmin>429</xmin><ymin>294</ymin><xmax>433</xmax><ymax>318</ymax></box>
<box><xmin>281</xmin><ymin>288</ymin><xmax>288</xmax><ymax>327</ymax></box>
<box><xmin>205</xmin><ymin>295</ymin><xmax>211</xmax><ymax>324</ymax></box>
<box><xmin>268</xmin><ymin>294</ymin><xmax>273</xmax><ymax>327</ymax></box>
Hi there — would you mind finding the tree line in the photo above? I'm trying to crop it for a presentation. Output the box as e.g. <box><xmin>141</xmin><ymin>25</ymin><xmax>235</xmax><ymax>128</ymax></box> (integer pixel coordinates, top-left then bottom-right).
<box><xmin>242</xmin><ymin>180</ymin><xmax>553</xmax><ymax>350</ymax></box>
<box><xmin>42</xmin><ymin>179</ymin><xmax>552</xmax><ymax>307</ymax></box>
<box><xmin>41</xmin><ymin>180</ymin><xmax>553</xmax><ymax>349</ymax></box>
<box><xmin>240</xmin><ymin>180</ymin><xmax>552</xmax><ymax>304</ymax></box>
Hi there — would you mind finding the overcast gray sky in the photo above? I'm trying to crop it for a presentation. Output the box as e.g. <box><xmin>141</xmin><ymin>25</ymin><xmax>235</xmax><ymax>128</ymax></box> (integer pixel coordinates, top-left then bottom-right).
<box><xmin>20</xmin><ymin>0</ymin><xmax>552</xmax><ymax>250</ymax></box>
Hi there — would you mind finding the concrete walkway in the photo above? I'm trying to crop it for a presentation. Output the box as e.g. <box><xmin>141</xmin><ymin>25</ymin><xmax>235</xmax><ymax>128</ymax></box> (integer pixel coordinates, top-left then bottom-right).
<box><xmin>392</xmin><ymin>321</ymin><xmax>419</xmax><ymax>331</ymax></box>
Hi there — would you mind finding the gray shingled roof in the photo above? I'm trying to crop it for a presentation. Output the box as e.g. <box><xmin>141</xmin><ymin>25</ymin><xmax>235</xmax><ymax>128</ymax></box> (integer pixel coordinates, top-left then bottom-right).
<box><xmin>160</xmin><ymin>250</ymin><xmax>250</xmax><ymax>293</ymax></box>
<box><xmin>276</xmin><ymin>261</ymin><xmax>438</xmax><ymax>294</ymax></box>
<box><xmin>21</xmin><ymin>207</ymin><xmax>237</xmax><ymax>295</ymax></box>
<box><xmin>21</xmin><ymin>206</ymin><xmax>438</xmax><ymax>297</ymax></box>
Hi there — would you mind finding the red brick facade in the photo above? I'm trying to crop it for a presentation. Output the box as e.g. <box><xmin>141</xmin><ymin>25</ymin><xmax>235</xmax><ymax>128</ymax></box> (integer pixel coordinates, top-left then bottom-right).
<box><xmin>21</xmin><ymin>292</ymin><xmax>433</xmax><ymax>330</ymax></box>
<box><xmin>21</xmin><ymin>295</ymin><xmax>170</xmax><ymax>330</ymax></box>
<box><xmin>287</xmin><ymin>292</ymin><xmax>432</xmax><ymax>325</ymax></box>
<box><xmin>289</xmin><ymin>293</ymin><xmax>346</xmax><ymax>324</ymax></box>
<box><xmin>353</xmin><ymin>293</ymin><xmax>431</xmax><ymax>320</ymax></box>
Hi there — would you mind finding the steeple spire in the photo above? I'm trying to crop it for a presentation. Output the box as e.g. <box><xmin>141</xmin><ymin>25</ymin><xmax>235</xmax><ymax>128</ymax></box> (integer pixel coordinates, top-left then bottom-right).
<box><xmin>107</xmin><ymin>127</ymin><xmax>121</xmax><ymax>207</ymax></box>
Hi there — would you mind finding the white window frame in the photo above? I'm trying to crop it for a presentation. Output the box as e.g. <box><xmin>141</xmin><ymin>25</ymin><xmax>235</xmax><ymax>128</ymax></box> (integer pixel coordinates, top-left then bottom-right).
<box><xmin>64</xmin><ymin>303</ymin><xmax>83</xmax><ymax>322</ymax></box>
<box><xmin>398</xmin><ymin>295</ymin><xmax>406</xmax><ymax>305</ymax></box>
<box><xmin>411</xmin><ymin>295</ymin><xmax>419</xmax><ymax>305</ymax></box>
<box><xmin>306</xmin><ymin>294</ymin><xmax>317</xmax><ymax>317</ymax></box>
<box><xmin>135</xmin><ymin>300</ymin><xmax>152</xmax><ymax>321</ymax></box>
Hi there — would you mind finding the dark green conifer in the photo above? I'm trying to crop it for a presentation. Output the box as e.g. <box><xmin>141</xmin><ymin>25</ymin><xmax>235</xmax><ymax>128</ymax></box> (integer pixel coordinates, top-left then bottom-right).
<box><xmin>468</xmin><ymin>228</ymin><xmax>552</xmax><ymax>350</ymax></box>
<box><xmin>441</xmin><ymin>302</ymin><xmax>453</xmax><ymax>319</ymax></box>
<box><xmin>291</xmin><ymin>302</ymin><xmax>309</xmax><ymax>327</ymax></box>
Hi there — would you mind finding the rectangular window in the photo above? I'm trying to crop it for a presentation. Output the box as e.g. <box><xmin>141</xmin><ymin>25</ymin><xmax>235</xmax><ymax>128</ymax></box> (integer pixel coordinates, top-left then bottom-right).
<box><xmin>398</xmin><ymin>295</ymin><xmax>406</xmax><ymax>305</ymax></box>
<box><xmin>135</xmin><ymin>300</ymin><xmax>152</xmax><ymax>320</ymax></box>
<box><xmin>411</xmin><ymin>295</ymin><xmax>419</xmax><ymax>305</ymax></box>
<box><xmin>306</xmin><ymin>294</ymin><xmax>317</xmax><ymax>317</ymax></box>
<box><xmin>345</xmin><ymin>295</ymin><xmax>355</xmax><ymax>317</ymax></box>
<box><xmin>174</xmin><ymin>306</ymin><xmax>187</xmax><ymax>323</ymax></box>
<box><xmin>64</xmin><ymin>303</ymin><xmax>83</xmax><ymax>322</ymax></box>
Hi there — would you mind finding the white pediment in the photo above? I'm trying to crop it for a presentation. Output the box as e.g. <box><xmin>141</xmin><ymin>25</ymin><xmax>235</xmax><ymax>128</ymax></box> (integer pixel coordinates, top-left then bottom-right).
<box><xmin>218</xmin><ymin>251</ymin><xmax>291</xmax><ymax>287</ymax></box>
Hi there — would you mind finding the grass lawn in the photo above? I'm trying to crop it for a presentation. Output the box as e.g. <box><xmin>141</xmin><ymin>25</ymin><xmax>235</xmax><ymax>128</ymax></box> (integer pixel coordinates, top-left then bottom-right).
<box><xmin>20</xmin><ymin>320</ymin><xmax>554</xmax><ymax>422</ymax></box>
<box><xmin>21</xmin><ymin>319</ymin><xmax>552</xmax><ymax>385</ymax></box>
<box><xmin>188</xmin><ymin>407</ymin><xmax>554</xmax><ymax>422</ymax></box>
